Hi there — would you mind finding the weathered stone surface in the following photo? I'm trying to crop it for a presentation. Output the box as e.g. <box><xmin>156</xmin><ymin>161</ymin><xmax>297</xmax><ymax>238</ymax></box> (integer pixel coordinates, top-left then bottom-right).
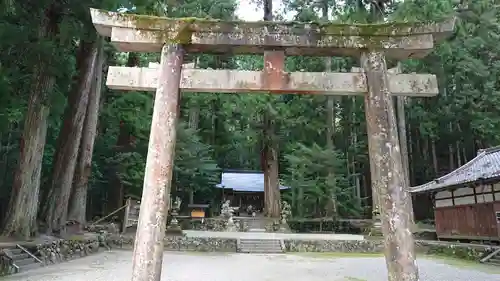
<box><xmin>181</xmin><ymin>218</ymin><xmax>249</xmax><ymax>232</ymax></box>
<box><xmin>130</xmin><ymin>44</ymin><xmax>184</xmax><ymax>281</ymax></box>
<box><xmin>86</xmin><ymin>223</ymin><xmax>120</xmax><ymax>234</ymax></box>
<box><xmin>285</xmin><ymin>239</ymin><xmax>385</xmax><ymax>253</ymax></box>
<box><xmin>107</xmin><ymin>235</ymin><xmax>237</xmax><ymax>252</ymax></box>
<box><xmin>284</xmin><ymin>239</ymin><xmax>497</xmax><ymax>259</ymax></box>
<box><xmin>416</xmin><ymin>241</ymin><xmax>497</xmax><ymax>261</ymax></box>
<box><xmin>106</xmin><ymin>66</ymin><xmax>438</xmax><ymax>96</ymax></box>
<box><xmin>104</xmin><ymin>234</ymin><xmax>497</xmax><ymax>261</ymax></box>
<box><xmin>362</xmin><ymin>50</ymin><xmax>418</xmax><ymax>281</ymax></box>
<box><xmin>0</xmin><ymin>249</ymin><xmax>16</xmax><ymax>276</ymax></box>
<box><xmin>90</xmin><ymin>8</ymin><xmax>455</xmax><ymax>58</ymax></box>
<box><xmin>35</xmin><ymin>237</ymin><xmax>102</xmax><ymax>265</ymax></box>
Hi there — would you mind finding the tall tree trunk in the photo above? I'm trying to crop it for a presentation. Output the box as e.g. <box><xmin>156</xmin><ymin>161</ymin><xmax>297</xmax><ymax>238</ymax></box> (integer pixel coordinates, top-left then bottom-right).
<box><xmin>2</xmin><ymin>3</ymin><xmax>62</xmax><ymax>239</ymax></box>
<box><xmin>67</xmin><ymin>37</ymin><xmax>105</xmax><ymax>228</ymax></box>
<box><xmin>42</xmin><ymin>38</ymin><xmax>98</xmax><ymax>235</ymax></box>
<box><xmin>322</xmin><ymin>0</ymin><xmax>338</xmax><ymax>218</ymax></box>
<box><xmin>448</xmin><ymin>137</ymin><xmax>454</xmax><ymax>171</ymax></box>
<box><xmin>107</xmin><ymin>53</ymin><xmax>139</xmax><ymax>218</ymax></box>
<box><xmin>396</xmin><ymin>95</ymin><xmax>413</xmax><ymax>224</ymax></box>
<box><xmin>407</xmin><ymin>121</ymin><xmax>414</xmax><ymax>185</ymax></box>
<box><xmin>262</xmin><ymin>0</ymin><xmax>281</xmax><ymax>218</ymax></box>
<box><xmin>188</xmin><ymin>76</ymin><xmax>199</xmax><ymax>204</ymax></box>
<box><xmin>431</xmin><ymin>139</ymin><xmax>438</xmax><ymax>176</ymax></box>
<box><xmin>456</xmin><ymin>123</ymin><xmax>463</xmax><ymax>167</ymax></box>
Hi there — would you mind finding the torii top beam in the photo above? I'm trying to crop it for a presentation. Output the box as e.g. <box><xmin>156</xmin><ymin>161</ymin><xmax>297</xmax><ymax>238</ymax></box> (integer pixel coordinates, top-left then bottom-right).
<box><xmin>90</xmin><ymin>8</ymin><xmax>455</xmax><ymax>59</ymax></box>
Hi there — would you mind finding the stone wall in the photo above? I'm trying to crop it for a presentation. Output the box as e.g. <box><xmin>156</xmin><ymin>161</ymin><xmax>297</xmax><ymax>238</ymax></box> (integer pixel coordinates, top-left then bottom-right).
<box><xmin>284</xmin><ymin>240</ymin><xmax>385</xmax><ymax>253</ymax></box>
<box><xmin>415</xmin><ymin>241</ymin><xmax>497</xmax><ymax>261</ymax></box>
<box><xmin>108</xmin><ymin>235</ymin><xmax>237</xmax><ymax>252</ymax></box>
<box><xmin>284</xmin><ymin>239</ymin><xmax>497</xmax><ymax>260</ymax></box>
<box><xmin>180</xmin><ymin>218</ymin><xmax>249</xmax><ymax>232</ymax></box>
<box><xmin>2</xmin><ymin>232</ymin><xmax>494</xmax><ymax>277</ymax></box>
<box><xmin>0</xmin><ymin>234</ymin><xmax>105</xmax><ymax>276</ymax></box>
<box><xmin>35</xmin><ymin>237</ymin><xmax>103</xmax><ymax>264</ymax></box>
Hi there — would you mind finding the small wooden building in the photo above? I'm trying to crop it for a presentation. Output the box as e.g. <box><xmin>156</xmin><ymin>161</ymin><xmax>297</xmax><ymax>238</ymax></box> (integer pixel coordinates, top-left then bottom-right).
<box><xmin>411</xmin><ymin>146</ymin><xmax>500</xmax><ymax>242</ymax></box>
<box><xmin>215</xmin><ymin>170</ymin><xmax>289</xmax><ymax>215</ymax></box>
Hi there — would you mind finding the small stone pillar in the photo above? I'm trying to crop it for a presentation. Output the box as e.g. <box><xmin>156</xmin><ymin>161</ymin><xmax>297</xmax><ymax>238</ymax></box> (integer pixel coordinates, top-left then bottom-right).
<box><xmin>166</xmin><ymin>197</ymin><xmax>183</xmax><ymax>235</ymax></box>
<box><xmin>278</xmin><ymin>201</ymin><xmax>291</xmax><ymax>233</ymax></box>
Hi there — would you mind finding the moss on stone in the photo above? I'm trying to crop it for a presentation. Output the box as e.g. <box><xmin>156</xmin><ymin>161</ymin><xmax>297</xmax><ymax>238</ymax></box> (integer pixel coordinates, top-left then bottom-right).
<box><xmin>93</xmin><ymin>8</ymin><xmax>454</xmax><ymax>49</ymax></box>
<box><xmin>95</xmin><ymin>8</ymin><xmax>451</xmax><ymax>37</ymax></box>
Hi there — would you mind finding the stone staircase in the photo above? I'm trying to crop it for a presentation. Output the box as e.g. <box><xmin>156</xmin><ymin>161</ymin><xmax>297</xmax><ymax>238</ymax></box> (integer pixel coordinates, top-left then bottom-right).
<box><xmin>2</xmin><ymin>245</ymin><xmax>43</xmax><ymax>273</ymax></box>
<box><xmin>237</xmin><ymin>239</ymin><xmax>285</xmax><ymax>254</ymax></box>
<box><xmin>480</xmin><ymin>248</ymin><xmax>500</xmax><ymax>266</ymax></box>
<box><xmin>245</xmin><ymin>216</ymin><xmax>269</xmax><ymax>233</ymax></box>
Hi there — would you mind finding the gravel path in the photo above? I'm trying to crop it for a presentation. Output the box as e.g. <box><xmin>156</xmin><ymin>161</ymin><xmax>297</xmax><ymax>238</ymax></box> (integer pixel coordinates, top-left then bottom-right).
<box><xmin>4</xmin><ymin>251</ymin><xmax>499</xmax><ymax>281</ymax></box>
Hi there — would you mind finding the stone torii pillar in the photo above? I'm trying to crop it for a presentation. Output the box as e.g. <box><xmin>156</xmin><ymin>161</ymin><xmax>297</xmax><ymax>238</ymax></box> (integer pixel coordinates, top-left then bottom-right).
<box><xmin>89</xmin><ymin>8</ymin><xmax>455</xmax><ymax>281</ymax></box>
<box><xmin>129</xmin><ymin>44</ymin><xmax>184</xmax><ymax>281</ymax></box>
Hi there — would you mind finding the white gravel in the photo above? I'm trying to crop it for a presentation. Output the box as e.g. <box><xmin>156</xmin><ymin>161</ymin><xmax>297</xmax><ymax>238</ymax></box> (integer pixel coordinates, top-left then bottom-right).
<box><xmin>5</xmin><ymin>251</ymin><xmax>500</xmax><ymax>281</ymax></box>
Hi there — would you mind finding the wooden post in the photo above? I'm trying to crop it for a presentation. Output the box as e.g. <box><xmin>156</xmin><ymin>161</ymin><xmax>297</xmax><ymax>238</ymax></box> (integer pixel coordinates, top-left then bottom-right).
<box><xmin>122</xmin><ymin>197</ymin><xmax>131</xmax><ymax>233</ymax></box>
<box><xmin>130</xmin><ymin>44</ymin><xmax>184</xmax><ymax>281</ymax></box>
<box><xmin>361</xmin><ymin>51</ymin><xmax>418</xmax><ymax>281</ymax></box>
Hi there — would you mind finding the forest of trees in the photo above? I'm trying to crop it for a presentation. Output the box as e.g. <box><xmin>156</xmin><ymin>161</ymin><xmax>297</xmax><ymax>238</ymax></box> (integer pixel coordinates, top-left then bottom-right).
<box><xmin>0</xmin><ymin>0</ymin><xmax>499</xmax><ymax>240</ymax></box>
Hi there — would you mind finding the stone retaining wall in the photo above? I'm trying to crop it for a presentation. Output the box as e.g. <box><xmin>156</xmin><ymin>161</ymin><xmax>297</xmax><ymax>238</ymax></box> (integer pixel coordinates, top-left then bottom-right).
<box><xmin>283</xmin><ymin>239</ymin><xmax>497</xmax><ymax>260</ymax></box>
<box><xmin>415</xmin><ymin>241</ymin><xmax>497</xmax><ymax>261</ymax></box>
<box><xmin>2</xmin><ymin>234</ymin><xmax>495</xmax><ymax>277</ymax></box>
<box><xmin>180</xmin><ymin>218</ymin><xmax>249</xmax><ymax>232</ymax></box>
<box><xmin>109</xmin><ymin>235</ymin><xmax>237</xmax><ymax>252</ymax></box>
<box><xmin>0</xmin><ymin>235</ymin><xmax>105</xmax><ymax>276</ymax></box>
<box><xmin>35</xmin><ymin>237</ymin><xmax>103</xmax><ymax>264</ymax></box>
<box><xmin>284</xmin><ymin>239</ymin><xmax>385</xmax><ymax>253</ymax></box>
<box><xmin>108</xmin><ymin>234</ymin><xmax>496</xmax><ymax>260</ymax></box>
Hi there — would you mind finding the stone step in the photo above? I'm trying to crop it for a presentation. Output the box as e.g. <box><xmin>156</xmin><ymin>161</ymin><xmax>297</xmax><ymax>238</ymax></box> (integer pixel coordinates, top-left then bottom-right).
<box><xmin>240</xmin><ymin>239</ymin><xmax>281</xmax><ymax>242</ymax></box>
<box><xmin>10</xmin><ymin>248</ymin><xmax>23</xmax><ymax>255</ymax></box>
<box><xmin>248</xmin><ymin>228</ymin><xmax>266</xmax><ymax>232</ymax></box>
<box><xmin>18</xmin><ymin>262</ymin><xmax>44</xmax><ymax>272</ymax></box>
<box><xmin>240</xmin><ymin>241</ymin><xmax>281</xmax><ymax>246</ymax></box>
<box><xmin>239</xmin><ymin>244</ymin><xmax>283</xmax><ymax>249</ymax></box>
<box><xmin>2</xmin><ymin>246</ymin><xmax>45</xmax><ymax>273</ymax></box>
<box><xmin>238</xmin><ymin>239</ymin><xmax>284</xmax><ymax>254</ymax></box>
<box><xmin>15</xmin><ymin>257</ymin><xmax>38</xmax><ymax>267</ymax></box>
<box><xmin>485</xmin><ymin>256</ymin><xmax>500</xmax><ymax>266</ymax></box>
<box><xmin>12</xmin><ymin>252</ymin><xmax>30</xmax><ymax>260</ymax></box>
<box><xmin>239</xmin><ymin>248</ymin><xmax>283</xmax><ymax>253</ymax></box>
<box><xmin>239</xmin><ymin>249</ymin><xmax>284</xmax><ymax>253</ymax></box>
<box><xmin>240</xmin><ymin>243</ymin><xmax>281</xmax><ymax>248</ymax></box>
<box><xmin>240</xmin><ymin>243</ymin><xmax>282</xmax><ymax>248</ymax></box>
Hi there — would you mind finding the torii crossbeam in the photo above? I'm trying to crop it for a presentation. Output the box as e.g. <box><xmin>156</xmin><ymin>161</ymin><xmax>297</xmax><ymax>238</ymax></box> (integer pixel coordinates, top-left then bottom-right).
<box><xmin>90</xmin><ymin>8</ymin><xmax>455</xmax><ymax>281</ymax></box>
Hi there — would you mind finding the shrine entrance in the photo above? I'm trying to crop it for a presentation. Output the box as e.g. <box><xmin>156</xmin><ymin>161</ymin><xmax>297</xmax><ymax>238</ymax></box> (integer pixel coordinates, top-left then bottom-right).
<box><xmin>90</xmin><ymin>8</ymin><xmax>454</xmax><ymax>281</ymax></box>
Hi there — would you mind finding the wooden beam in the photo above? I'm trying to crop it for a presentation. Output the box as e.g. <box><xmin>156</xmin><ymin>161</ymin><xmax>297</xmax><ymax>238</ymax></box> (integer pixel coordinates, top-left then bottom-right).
<box><xmin>106</xmin><ymin>66</ymin><xmax>439</xmax><ymax>96</ymax></box>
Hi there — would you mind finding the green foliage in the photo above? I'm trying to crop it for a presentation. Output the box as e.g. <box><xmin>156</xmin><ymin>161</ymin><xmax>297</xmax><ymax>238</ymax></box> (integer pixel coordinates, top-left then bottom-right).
<box><xmin>1</xmin><ymin>0</ymin><xmax>500</xmax><ymax>227</ymax></box>
<box><xmin>283</xmin><ymin>143</ymin><xmax>362</xmax><ymax>218</ymax></box>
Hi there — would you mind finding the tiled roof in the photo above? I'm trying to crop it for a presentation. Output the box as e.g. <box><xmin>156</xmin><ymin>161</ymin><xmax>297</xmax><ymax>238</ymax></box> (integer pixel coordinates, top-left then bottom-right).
<box><xmin>215</xmin><ymin>172</ymin><xmax>290</xmax><ymax>192</ymax></box>
<box><xmin>410</xmin><ymin>145</ymin><xmax>500</xmax><ymax>193</ymax></box>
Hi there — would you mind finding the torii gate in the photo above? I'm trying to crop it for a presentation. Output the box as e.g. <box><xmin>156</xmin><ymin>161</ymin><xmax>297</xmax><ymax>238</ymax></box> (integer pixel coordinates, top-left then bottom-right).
<box><xmin>90</xmin><ymin>9</ymin><xmax>454</xmax><ymax>281</ymax></box>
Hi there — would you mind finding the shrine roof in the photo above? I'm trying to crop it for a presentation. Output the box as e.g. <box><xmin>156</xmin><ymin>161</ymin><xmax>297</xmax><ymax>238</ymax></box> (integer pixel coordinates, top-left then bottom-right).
<box><xmin>90</xmin><ymin>8</ymin><xmax>456</xmax><ymax>58</ymax></box>
<box><xmin>411</xmin><ymin>146</ymin><xmax>500</xmax><ymax>193</ymax></box>
<box><xmin>215</xmin><ymin>171</ymin><xmax>289</xmax><ymax>192</ymax></box>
